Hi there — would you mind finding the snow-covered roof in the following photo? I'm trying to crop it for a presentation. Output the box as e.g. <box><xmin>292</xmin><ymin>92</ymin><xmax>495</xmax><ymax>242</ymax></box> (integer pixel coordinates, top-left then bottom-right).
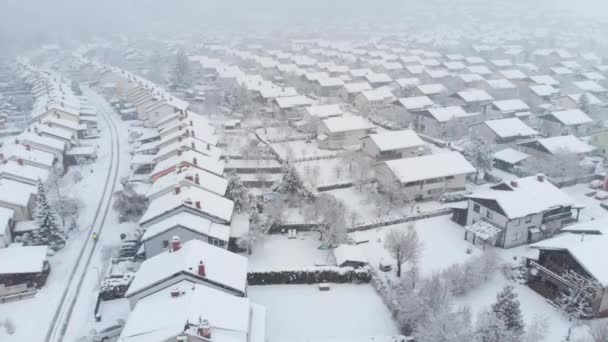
<box><xmin>499</xmin><ymin>69</ymin><xmax>527</xmax><ymax>80</ymax></box>
<box><xmin>485</xmin><ymin>79</ymin><xmax>516</xmax><ymax>89</ymax></box>
<box><xmin>366</xmin><ymin>130</ymin><xmax>424</xmax><ymax>152</ymax></box>
<box><xmin>148</xmin><ymin>165</ymin><xmax>228</xmax><ymax>197</ymax></box>
<box><xmin>397</xmin><ymin>96</ymin><xmax>434</xmax><ymax>110</ymax></box>
<box><xmin>359</xmin><ymin>88</ymin><xmax>395</xmax><ymax>102</ymax></box>
<box><xmin>531</xmin><ymin>233</ymin><xmax>608</xmax><ymax>286</ymax></box>
<box><xmin>455</xmin><ymin>89</ymin><xmax>493</xmax><ymax>103</ymax></box>
<box><xmin>470</xmin><ymin>176</ymin><xmax>573</xmax><ymax>219</ymax></box>
<box><xmin>333</xmin><ymin>245</ymin><xmax>367</xmax><ymax>266</ymax></box>
<box><xmin>1</xmin><ymin>143</ymin><xmax>55</xmax><ymax>167</ymax></box>
<box><xmin>305</xmin><ymin>104</ymin><xmax>344</xmax><ymax>119</ymax></box>
<box><xmin>0</xmin><ymin>160</ymin><xmax>50</xmax><ymax>184</ymax></box>
<box><xmin>543</xmin><ymin>109</ymin><xmax>593</xmax><ymax>126</ymax></box>
<box><xmin>531</xmin><ymin>135</ymin><xmax>596</xmax><ymax>155</ymax></box>
<box><xmin>573</xmin><ymin>80</ymin><xmax>607</xmax><ymax>93</ymax></box>
<box><xmin>424</xmin><ymin>106</ymin><xmax>474</xmax><ymax>122</ymax></box>
<box><xmin>530</xmin><ymin>84</ymin><xmax>559</xmax><ymax>97</ymax></box>
<box><xmin>0</xmin><ymin>178</ymin><xmax>37</xmax><ymax>207</ymax></box>
<box><xmin>529</xmin><ymin>75</ymin><xmax>560</xmax><ymax>86</ymax></box>
<box><xmin>274</xmin><ymin>95</ymin><xmax>315</xmax><ymax>109</ymax></box>
<box><xmin>479</xmin><ymin>118</ymin><xmax>538</xmax><ymax>138</ymax></box>
<box><xmin>493</xmin><ymin>148</ymin><xmax>530</xmax><ymax>165</ymax></box>
<box><xmin>142</xmin><ymin>211</ymin><xmax>230</xmax><ymax>243</ymax></box>
<box><xmin>492</xmin><ymin>99</ymin><xmax>530</xmax><ymax>113</ymax></box>
<box><xmin>318</xmin><ymin>77</ymin><xmax>345</xmax><ymax>87</ymax></box>
<box><xmin>322</xmin><ymin>116</ymin><xmax>373</xmax><ymax>134</ymax></box>
<box><xmin>343</xmin><ymin>82</ymin><xmax>372</xmax><ymax>93</ymax></box>
<box><xmin>19</xmin><ymin>132</ymin><xmax>66</xmax><ymax>152</ymax></box>
<box><xmin>383</xmin><ymin>152</ymin><xmax>475</xmax><ymax>184</ymax></box>
<box><xmin>120</xmin><ymin>280</ymin><xmax>264</xmax><ymax>342</ymax></box>
<box><xmin>140</xmin><ymin>185</ymin><xmax>234</xmax><ymax>225</ymax></box>
<box><xmin>0</xmin><ymin>245</ymin><xmax>47</xmax><ymax>275</ymax></box>
<box><xmin>459</xmin><ymin>74</ymin><xmax>485</xmax><ymax>83</ymax></box>
<box><xmin>126</xmin><ymin>239</ymin><xmax>248</xmax><ymax>298</ymax></box>
<box><xmin>151</xmin><ymin>150</ymin><xmax>225</xmax><ymax>177</ymax></box>
<box><xmin>417</xmin><ymin>84</ymin><xmax>446</xmax><ymax>95</ymax></box>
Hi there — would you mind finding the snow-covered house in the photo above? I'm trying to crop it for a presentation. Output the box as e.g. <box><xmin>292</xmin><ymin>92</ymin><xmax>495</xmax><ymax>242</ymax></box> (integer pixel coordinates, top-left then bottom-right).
<box><xmin>147</xmin><ymin>165</ymin><xmax>228</xmax><ymax>200</ymax></box>
<box><xmin>465</xmin><ymin>175</ymin><xmax>575</xmax><ymax>248</ymax></box>
<box><xmin>537</xmin><ymin>109</ymin><xmax>594</xmax><ymax>137</ymax></box>
<box><xmin>528</xmin><ymin>233</ymin><xmax>608</xmax><ymax>318</ymax></box>
<box><xmin>451</xmin><ymin>89</ymin><xmax>494</xmax><ymax>112</ymax></box>
<box><xmin>469</xmin><ymin>118</ymin><xmax>539</xmax><ymax>144</ymax></box>
<box><xmin>0</xmin><ymin>245</ymin><xmax>49</xmax><ymax>292</ymax></box>
<box><xmin>589</xmin><ymin>128</ymin><xmax>608</xmax><ymax>158</ymax></box>
<box><xmin>333</xmin><ymin>244</ymin><xmax>367</xmax><ymax>268</ymax></box>
<box><xmin>493</xmin><ymin>148</ymin><xmax>531</xmax><ymax>172</ymax></box>
<box><xmin>518</xmin><ymin>135</ymin><xmax>596</xmax><ymax>158</ymax></box>
<box><xmin>141</xmin><ymin>212</ymin><xmax>230</xmax><ymax>258</ymax></box>
<box><xmin>412</xmin><ymin>106</ymin><xmax>479</xmax><ymax>140</ymax></box>
<box><xmin>119</xmin><ymin>281</ymin><xmax>266</xmax><ymax>342</ymax></box>
<box><xmin>150</xmin><ymin>149</ymin><xmax>225</xmax><ymax>181</ymax></box>
<box><xmin>555</xmin><ymin>93</ymin><xmax>603</xmax><ymax>111</ymax></box>
<box><xmin>0</xmin><ymin>160</ymin><xmax>50</xmax><ymax>186</ymax></box>
<box><xmin>272</xmin><ymin>95</ymin><xmax>316</xmax><ymax>118</ymax></box>
<box><xmin>374</xmin><ymin>152</ymin><xmax>475</xmax><ymax>200</ymax></box>
<box><xmin>318</xmin><ymin>116</ymin><xmax>374</xmax><ymax>150</ymax></box>
<box><xmin>0</xmin><ymin>143</ymin><xmax>56</xmax><ymax>171</ymax></box>
<box><xmin>488</xmin><ymin>99</ymin><xmax>530</xmax><ymax>117</ymax></box>
<box><xmin>340</xmin><ymin>82</ymin><xmax>372</xmax><ymax>102</ymax></box>
<box><xmin>361</xmin><ymin>129</ymin><xmax>425</xmax><ymax>161</ymax></box>
<box><xmin>0</xmin><ymin>179</ymin><xmax>37</xmax><ymax>221</ymax></box>
<box><xmin>353</xmin><ymin>88</ymin><xmax>396</xmax><ymax>111</ymax></box>
<box><xmin>302</xmin><ymin>104</ymin><xmax>344</xmax><ymax>122</ymax></box>
<box><xmin>144</xmin><ymin>97</ymin><xmax>189</xmax><ymax>128</ymax></box>
<box><xmin>18</xmin><ymin>132</ymin><xmax>66</xmax><ymax>163</ymax></box>
<box><xmin>125</xmin><ymin>239</ymin><xmax>248</xmax><ymax>307</ymax></box>
<box><xmin>139</xmin><ymin>185</ymin><xmax>234</xmax><ymax>228</ymax></box>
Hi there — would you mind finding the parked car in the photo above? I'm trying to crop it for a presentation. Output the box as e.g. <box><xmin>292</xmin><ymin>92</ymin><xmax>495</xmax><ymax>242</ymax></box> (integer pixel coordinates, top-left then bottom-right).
<box><xmin>93</xmin><ymin>321</ymin><xmax>124</xmax><ymax>342</ymax></box>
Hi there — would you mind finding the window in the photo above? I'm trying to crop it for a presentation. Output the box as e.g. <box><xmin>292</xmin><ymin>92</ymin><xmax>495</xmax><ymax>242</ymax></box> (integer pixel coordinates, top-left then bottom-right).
<box><xmin>162</xmin><ymin>240</ymin><xmax>169</xmax><ymax>248</ymax></box>
<box><xmin>486</xmin><ymin>210</ymin><xmax>493</xmax><ymax>219</ymax></box>
<box><xmin>212</xmin><ymin>239</ymin><xmax>221</xmax><ymax>247</ymax></box>
<box><xmin>513</xmin><ymin>218</ymin><xmax>521</xmax><ymax>226</ymax></box>
<box><xmin>525</xmin><ymin>215</ymin><xmax>533</xmax><ymax>223</ymax></box>
<box><xmin>473</xmin><ymin>204</ymin><xmax>480</xmax><ymax>213</ymax></box>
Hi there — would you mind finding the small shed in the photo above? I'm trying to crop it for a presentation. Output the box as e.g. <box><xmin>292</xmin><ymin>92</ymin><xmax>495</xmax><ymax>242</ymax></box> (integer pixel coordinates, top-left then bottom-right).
<box><xmin>333</xmin><ymin>244</ymin><xmax>367</xmax><ymax>268</ymax></box>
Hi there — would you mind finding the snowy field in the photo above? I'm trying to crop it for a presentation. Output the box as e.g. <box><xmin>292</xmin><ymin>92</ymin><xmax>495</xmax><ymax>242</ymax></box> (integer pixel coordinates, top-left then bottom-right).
<box><xmin>247</xmin><ymin>232</ymin><xmax>335</xmax><ymax>271</ymax></box>
<box><xmin>354</xmin><ymin>215</ymin><xmax>481</xmax><ymax>278</ymax></box>
<box><xmin>294</xmin><ymin>158</ymin><xmax>352</xmax><ymax>188</ymax></box>
<box><xmin>271</xmin><ymin>139</ymin><xmax>338</xmax><ymax>162</ymax></box>
<box><xmin>248</xmin><ymin>284</ymin><xmax>399</xmax><ymax>342</ymax></box>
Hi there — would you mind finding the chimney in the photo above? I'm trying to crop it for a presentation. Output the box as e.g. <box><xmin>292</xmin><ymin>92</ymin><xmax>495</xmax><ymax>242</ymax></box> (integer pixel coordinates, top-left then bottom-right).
<box><xmin>191</xmin><ymin>142</ymin><xmax>196</xmax><ymax>149</ymax></box>
<box><xmin>197</xmin><ymin>261</ymin><xmax>206</xmax><ymax>277</ymax></box>
<box><xmin>537</xmin><ymin>174</ymin><xmax>545</xmax><ymax>182</ymax></box>
<box><xmin>189</xmin><ymin>120</ymin><xmax>193</xmax><ymax>127</ymax></box>
<box><xmin>193</xmin><ymin>157</ymin><xmax>198</xmax><ymax>166</ymax></box>
<box><xmin>171</xmin><ymin>287</ymin><xmax>180</xmax><ymax>298</ymax></box>
<box><xmin>178</xmin><ymin>136</ymin><xmax>182</xmax><ymax>143</ymax></box>
<box><xmin>17</xmin><ymin>158</ymin><xmax>23</xmax><ymax>166</ymax></box>
<box><xmin>194</xmin><ymin>174</ymin><xmax>200</xmax><ymax>185</ymax></box>
<box><xmin>206</xmin><ymin>144</ymin><xmax>210</xmax><ymax>151</ymax></box>
<box><xmin>195</xmin><ymin>201</ymin><xmax>201</xmax><ymax>209</ymax></box>
<box><xmin>177</xmin><ymin>150</ymin><xmax>183</xmax><ymax>157</ymax></box>
<box><xmin>47</xmin><ymin>122</ymin><xmax>52</xmax><ymax>127</ymax></box>
<box><xmin>171</xmin><ymin>236</ymin><xmax>181</xmax><ymax>252</ymax></box>
<box><xmin>581</xmin><ymin>233</ymin><xmax>585</xmax><ymax>242</ymax></box>
<box><xmin>185</xmin><ymin>175</ymin><xmax>193</xmax><ymax>181</ymax></box>
<box><xmin>25</xmin><ymin>144</ymin><xmax>31</xmax><ymax>151</ymax></box>
<box><xmin>510</xmin><ymin>180</ymin><xmax>518</xmax><ymax>188</ymax></box>
<box><xmin>198</xmin><ymin>318</ymin><xmax>211</xmax><ymax>339</ymax></box>
<box><xmin>174</xmin><ymin>186</ymin><xmax>181</xmax><ymax>194</ymax></box>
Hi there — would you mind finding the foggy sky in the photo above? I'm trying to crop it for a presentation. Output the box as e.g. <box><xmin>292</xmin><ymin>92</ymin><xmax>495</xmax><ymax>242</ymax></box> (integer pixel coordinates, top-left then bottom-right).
<box><xmin>1</xmin><ymin>0</ymin><xmax>607</xmax><ymax>54</ymax></box>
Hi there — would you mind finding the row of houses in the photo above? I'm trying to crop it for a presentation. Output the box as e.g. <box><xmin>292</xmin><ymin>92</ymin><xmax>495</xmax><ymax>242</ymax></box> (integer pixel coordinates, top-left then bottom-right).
<box><xmin>0</xmin><ymin>61</ymin><xmax>99</xmax><ymax>296</ymax></box>
<box><xmin>94</xmin><ymin>66</ymin><xmax>266</xmax><ymax>342</ymax></box>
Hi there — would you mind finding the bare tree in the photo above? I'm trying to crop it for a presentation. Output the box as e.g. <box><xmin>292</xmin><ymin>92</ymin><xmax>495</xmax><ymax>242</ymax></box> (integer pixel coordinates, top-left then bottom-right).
<box><xmin>588</xmin><ymin>320</ymin><xmax>608</xmax><ymax>342</ymax></box>
<box><xmin>384</xmin><ymin>229</ymin><xmax>423</xmax><ymax>277</ymax></box>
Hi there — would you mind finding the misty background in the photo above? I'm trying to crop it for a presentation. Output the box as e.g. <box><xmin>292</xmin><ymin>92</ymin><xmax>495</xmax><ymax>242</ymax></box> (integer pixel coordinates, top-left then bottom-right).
<box><xmin>1</xmin><ymin>0</ymin><xmax>608</xmax><ymax>55</ymax></box>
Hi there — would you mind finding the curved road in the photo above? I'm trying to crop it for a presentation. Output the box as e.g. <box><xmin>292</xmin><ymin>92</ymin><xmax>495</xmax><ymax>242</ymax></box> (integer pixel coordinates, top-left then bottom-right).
<box><xmin>45</xmin><ymin>86</ymin><xmax>123</xmax><ymax>342</ymax></box>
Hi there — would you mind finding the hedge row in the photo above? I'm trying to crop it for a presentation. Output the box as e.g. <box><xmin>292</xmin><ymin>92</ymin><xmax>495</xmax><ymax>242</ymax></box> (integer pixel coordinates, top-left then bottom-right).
<box><xmin>247</xmin><ymin>267</ymin><xmax>371</xmax><ymax>285</ymax></box>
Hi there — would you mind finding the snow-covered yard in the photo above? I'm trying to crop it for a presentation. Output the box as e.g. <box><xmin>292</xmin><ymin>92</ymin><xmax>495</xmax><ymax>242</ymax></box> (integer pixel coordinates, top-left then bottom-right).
<box><xmin>271</xmin><ymin>139</ymin><xmax>338</xmax><ymax>162</ymax></box>
<box><xmin>294</xmin><ymin>158</ymin><xmax>354</xmax><ymax>188</ymax></box>
<box><xmin>354</xmin><ymin>215</ymin><xmax>481</xmax><ymax>278</ymax></box>
<box><xmin>247</xmin><ymin>232</ymin><xmax>334</xmax><ymax>271</ymax></box>
<box><xmin>248</xmin><ymin>284</ymin><xmax>399</xmax><ymax>342</ymax></box>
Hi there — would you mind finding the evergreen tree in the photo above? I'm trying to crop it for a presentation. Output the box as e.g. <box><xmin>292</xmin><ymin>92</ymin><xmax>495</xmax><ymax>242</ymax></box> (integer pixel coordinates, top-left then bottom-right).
<box><xmin>463</xmin><ymin>140</ymin><xmax>494</xmax><ymax>182</ymax></box>
<box><xmin>225</xmin><ymin>171</ymin><xmax>249</xmax><ymax>213</ymax></box>
<box><xmin>491</xmin><ymin>285</ymin><xmax>525</xmax><ymax>337</ymax></box>
<box><xmin>273</xmin><ymin>162</ymin><xmax>310</xmax><ymax>197</ymax></box>
<box><xmin>34</xmin><ymin>180</ymin><xmax>66</xmax><ymax>251</ymax></box>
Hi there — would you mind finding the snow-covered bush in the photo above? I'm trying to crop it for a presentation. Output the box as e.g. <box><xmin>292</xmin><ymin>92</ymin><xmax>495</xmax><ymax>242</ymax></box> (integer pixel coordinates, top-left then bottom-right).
<box><xmin>113</xmin><ymin>184</ymin><xmax>149</xmax><ymax>222</ymax></box>
<box><xmin>247</xmin><ymin>267</ymin><xmax>371</xmax><ymax>285</ymax></box>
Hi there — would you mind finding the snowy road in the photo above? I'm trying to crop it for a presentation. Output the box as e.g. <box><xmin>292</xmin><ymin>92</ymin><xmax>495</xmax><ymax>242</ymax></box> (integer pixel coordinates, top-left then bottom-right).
<box><xmin>45</xmin><ymin>87</ymin><xmax>124</xmax><ymax>342</ymax></box>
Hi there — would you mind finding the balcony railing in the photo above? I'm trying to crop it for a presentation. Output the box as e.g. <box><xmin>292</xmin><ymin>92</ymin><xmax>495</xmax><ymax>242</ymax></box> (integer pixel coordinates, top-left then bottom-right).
<box><xmin>527</xmin><ymin>260</ymin><xmax>576</xmax><ymax>289</ymax></box>
<box><xmin>542</xmin><ymin>211</ymin><xmax>572</xmax><ymax>224</ymax></box>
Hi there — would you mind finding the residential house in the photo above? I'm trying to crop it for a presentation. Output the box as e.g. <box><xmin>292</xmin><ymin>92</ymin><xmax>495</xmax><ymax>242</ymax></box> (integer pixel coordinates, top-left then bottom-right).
<box><xmin>374</xmin><ymin>151</ymin><xmax>475</xmax><ymax>200</ymax></box>
<box><xmin>147</xmin><ymin>165</ymin><xmax>228</xmax><ymax>200</ymax></box>
<box><xmin>0</xmin><ymin>245</ymin><xmax>50</xmax><ymax>293</ymax></box>
<box><xmin>412</xmin><ymin>106</ymin><xmax>479</xmax><ymax>140</ymax></box>
<box><xmin>527</xmin><ymin>233</ymin><xmax>608</xmax><ymax>317</ymax></box>
<box><xmin>118</xmin><ymin>280</ymin><xmax>266</xmax><ymax>342</ymax></box>
<box><xmin>537</xmin><ymin>109</ymin><xmax>594</xmax><ymax>137</ymax></box>
<box><xmin>318</xmin><ymin>116</ymin><xmax>374</xmax><ymax>150</ymax></box>
<box><xmin>465</xmin><ymin>175</ymin><xmax>575</xmax><ymax>248</ymax></box>
<box><xmin>469</xmin><ymin>118</ymin><xmax>538</xmax><ymax>144</ymax></box>
<box><xmin>124</xmin><ymin>239</ymin><xmax>248</xmax><ymax>307</ymax></box>
<box><xmin>518</xmin><ymin>135</ymin><xmax>596</xmax><ymax>158</ymax></box>
<box><xmin>361</xmin><ymin>130</ymin><xmax>425</xmax><ymax>161</ymax></box>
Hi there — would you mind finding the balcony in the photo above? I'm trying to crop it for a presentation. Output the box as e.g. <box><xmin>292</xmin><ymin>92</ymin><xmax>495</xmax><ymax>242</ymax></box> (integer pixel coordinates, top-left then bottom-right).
<box><xmin>542</xmin><ymin>211</ymin><xmax>573</xmax><ymax>224</ymax></box>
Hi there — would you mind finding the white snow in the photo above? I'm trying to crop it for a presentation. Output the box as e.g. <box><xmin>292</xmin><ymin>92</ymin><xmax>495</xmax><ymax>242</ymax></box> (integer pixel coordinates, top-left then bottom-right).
<box><xmin>0</xmin><ymin>245</ymin><xmax>48</xmax><ymax>274</ymax></box>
